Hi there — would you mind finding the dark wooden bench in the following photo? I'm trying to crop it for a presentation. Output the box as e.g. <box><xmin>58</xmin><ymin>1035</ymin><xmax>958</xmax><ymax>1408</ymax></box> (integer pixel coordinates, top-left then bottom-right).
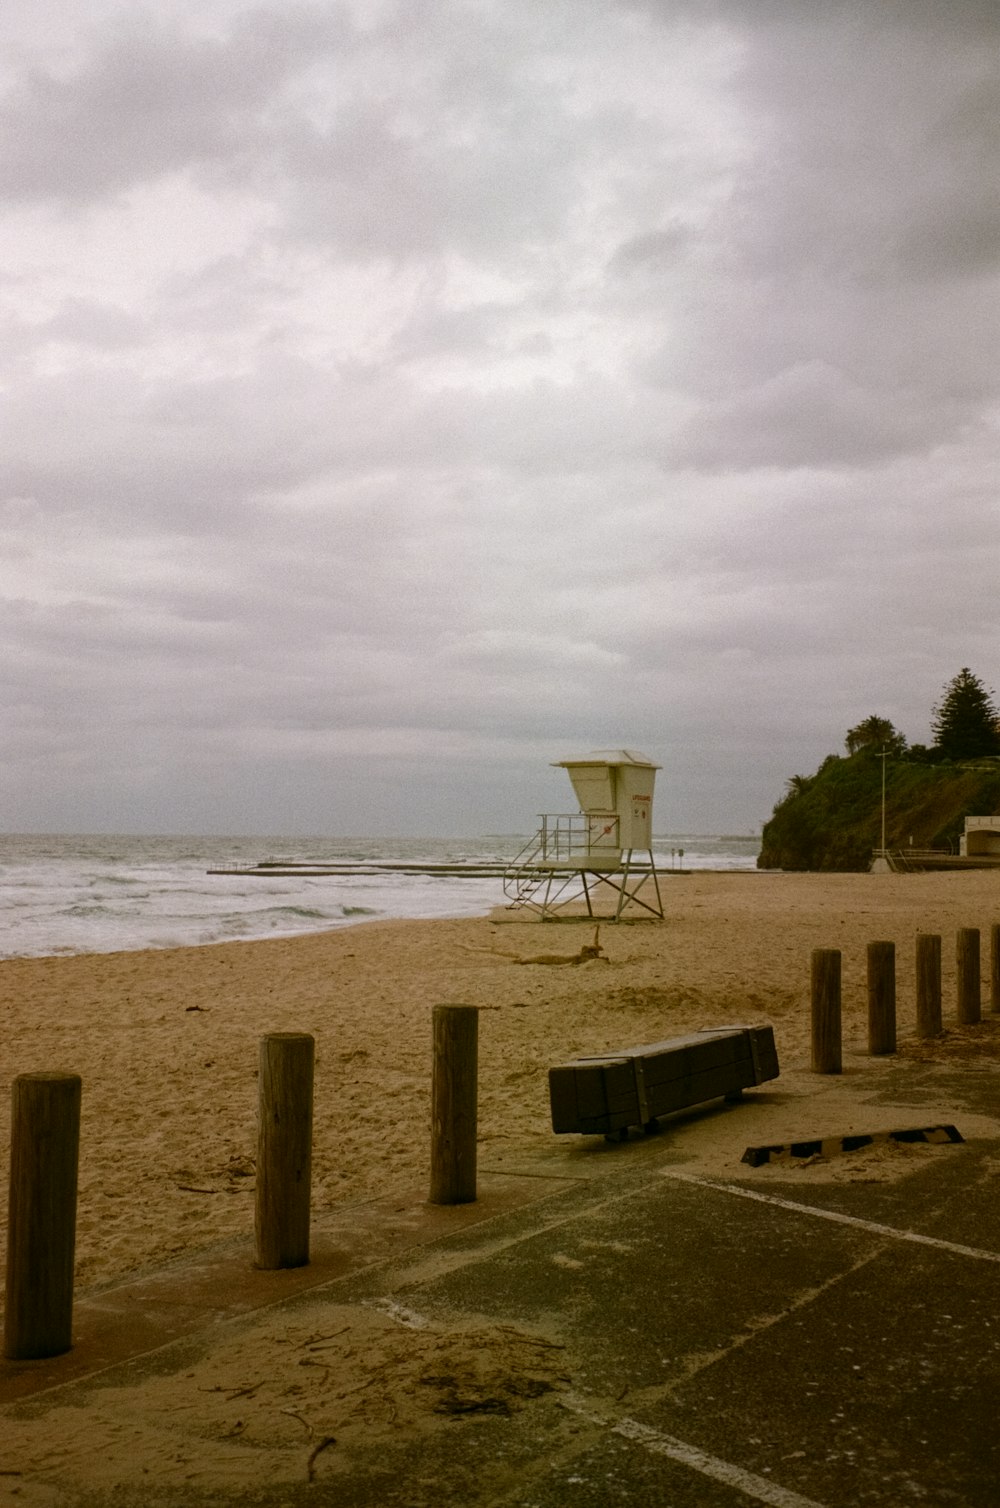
<box><xmin>548</xmin><ymin>1025</ymin><xmax>779</xmax><ymax>1138</ymax></box>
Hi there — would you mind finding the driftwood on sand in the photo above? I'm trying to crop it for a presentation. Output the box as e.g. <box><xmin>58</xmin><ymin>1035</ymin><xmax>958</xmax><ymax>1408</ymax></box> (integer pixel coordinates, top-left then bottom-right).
<box><xmin>511</xmin><ymin>927</ymin><xmax>608</xmax><ymax>966</ymax></box>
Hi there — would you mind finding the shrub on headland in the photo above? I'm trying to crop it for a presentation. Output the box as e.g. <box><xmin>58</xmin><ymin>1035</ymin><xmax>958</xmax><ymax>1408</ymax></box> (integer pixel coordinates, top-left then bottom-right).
<box><xmin>758</xmin><ymin>670</ymin><xmax>1000</xmax><ymax>872</ymax></box>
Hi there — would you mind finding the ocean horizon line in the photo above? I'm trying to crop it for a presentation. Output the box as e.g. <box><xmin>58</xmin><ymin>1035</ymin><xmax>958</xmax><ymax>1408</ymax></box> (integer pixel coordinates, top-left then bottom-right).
<box><xmin>1</xmin><ymin>828</ymin><xmax>759</xmax><ymax>844</ymax></box>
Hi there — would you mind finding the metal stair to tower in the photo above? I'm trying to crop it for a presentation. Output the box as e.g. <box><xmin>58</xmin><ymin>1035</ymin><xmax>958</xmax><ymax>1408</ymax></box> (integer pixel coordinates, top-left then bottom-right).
<box><xmin>502</xmin><ymin>812</ymin><xmax>663</xmax><ymax>922</ymax></box>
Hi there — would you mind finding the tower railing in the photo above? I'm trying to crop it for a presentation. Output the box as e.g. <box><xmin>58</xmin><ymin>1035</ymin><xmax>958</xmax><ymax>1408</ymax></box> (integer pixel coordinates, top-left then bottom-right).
<box><xmin>537</xmin><ymin>812</ymin><xmax>619</xmax><ymax>864</ymax></box>
<box><xmin>503</xmin><ymin>814</ymin><xmax>620</xmax><ymax>873</ymax></box>
<box><xmin>502</xmin><ymin>813</ymin><xmax>662</xmax><ymax>920</ymax></box>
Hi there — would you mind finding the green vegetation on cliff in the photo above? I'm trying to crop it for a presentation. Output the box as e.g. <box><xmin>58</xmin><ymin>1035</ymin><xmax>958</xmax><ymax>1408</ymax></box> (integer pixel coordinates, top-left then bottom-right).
<box><xmin>758</xmin><ymin>755</ymin><xmax>1000</xmax><ymax>871</ymax></box>
<box><xmin>758</xmin><ymin>669</ymin><xmax>1000</xmax><ymax>872</ymax></box>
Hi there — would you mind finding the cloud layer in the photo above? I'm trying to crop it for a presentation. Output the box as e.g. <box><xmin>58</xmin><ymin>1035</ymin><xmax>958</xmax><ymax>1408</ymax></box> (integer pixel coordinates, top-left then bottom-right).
<box><xmin>2</xmin><ymin>0</ymin><xmax>998</xmax><ymax>835</ymax></box>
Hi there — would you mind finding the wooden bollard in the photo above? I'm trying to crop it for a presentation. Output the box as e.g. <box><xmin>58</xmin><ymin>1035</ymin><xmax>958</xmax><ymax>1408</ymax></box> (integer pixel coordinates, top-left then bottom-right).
<box><xmin>255</xmin><ymin>1033</ymin><xmax>314</xmax><ymax>1270</ymax></box>
<box><xmin>991</xmin><ymin>924</ymin><xmax>1000</xmax><ymax>1015</ymax></box>
<box><xmin>811</xmin><ymin>949</ymin><xmax>842</xmax><ymax>1074</ymax></box>
<box><xmin>4</xmin><ymin>1072</ymin><xmax>82</xmax><ymax>1360</ymax></box>
<box><xmin>430</xmin><ymin>1004</ymin><xmax>478</xmax><ymax>1205</ymax></box>
<box><xmin>867</xmin><ymin>940</ymin><xmax>896</xmax><ymax>1055</ymax></box>
<box><xmin>956</xmin><ymin>928</ymin><xmax>981</xmax><ymax>1025</ymax></box>
<box><xmin>915</xmin><ymin>933</ymin><xmax>942</xmax><ymax>1038</ymax></box>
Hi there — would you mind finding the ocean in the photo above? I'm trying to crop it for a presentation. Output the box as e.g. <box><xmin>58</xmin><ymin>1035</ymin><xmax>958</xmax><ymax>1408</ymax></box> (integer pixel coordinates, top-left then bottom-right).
<box><xmin>0</xmin><ymin>833</ymin><xmax>760</xmax><ymax>960</ymax></box>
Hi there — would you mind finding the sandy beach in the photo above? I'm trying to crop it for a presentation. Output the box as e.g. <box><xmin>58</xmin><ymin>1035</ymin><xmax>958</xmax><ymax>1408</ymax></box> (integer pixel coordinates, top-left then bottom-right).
<box><xmin>3</xmin><ymin>869</ymin><xmax>1000</xmax><ymax>1294</ymax></box>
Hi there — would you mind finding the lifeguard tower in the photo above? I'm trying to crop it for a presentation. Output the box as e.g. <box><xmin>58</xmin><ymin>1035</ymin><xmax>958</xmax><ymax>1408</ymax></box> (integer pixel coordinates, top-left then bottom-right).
<box><xmin>503</xmin><ymin>749</ymin><xmax>664</xmax><ymax>921</ymax></box>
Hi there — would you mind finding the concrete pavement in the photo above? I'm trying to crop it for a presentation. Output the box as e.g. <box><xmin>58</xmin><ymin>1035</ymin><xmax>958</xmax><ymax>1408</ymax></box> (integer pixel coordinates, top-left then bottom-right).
<box><xmin>3</xmin><ymin>1051</ymin><xmax>999</xmax><ymax>1506</ymax></box>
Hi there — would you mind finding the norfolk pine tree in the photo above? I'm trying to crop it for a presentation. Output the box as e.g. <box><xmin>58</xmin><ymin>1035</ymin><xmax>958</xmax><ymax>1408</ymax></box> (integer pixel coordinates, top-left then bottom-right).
<box><xmin>932</xmin><ymin>668</ymin><xmax>1000</xmax><ymax>760</ymax></box>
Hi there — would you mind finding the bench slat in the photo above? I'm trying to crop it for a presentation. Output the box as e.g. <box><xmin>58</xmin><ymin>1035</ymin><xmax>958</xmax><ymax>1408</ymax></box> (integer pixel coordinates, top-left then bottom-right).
<box><xmin>549</xmin><ymin>1025</ymin><xmax>778</xmax><ymax>1135</ymax></box>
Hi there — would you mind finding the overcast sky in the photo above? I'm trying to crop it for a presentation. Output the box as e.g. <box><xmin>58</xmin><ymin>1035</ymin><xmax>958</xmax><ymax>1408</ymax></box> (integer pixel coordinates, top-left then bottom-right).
<box><xmin>2</xmin><ymin>0</ymin><xmax>998</xmax><ymax>839</ymax></box>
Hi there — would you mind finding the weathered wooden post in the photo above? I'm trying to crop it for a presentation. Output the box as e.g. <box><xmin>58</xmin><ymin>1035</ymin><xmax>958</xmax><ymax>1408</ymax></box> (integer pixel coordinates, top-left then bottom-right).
<box><xmin>867</xmin><ymin>940</ymin><xmax>896</xmax><ymax>1055</ymax></box>
<box><xmin>255</xmin><ymin>1032</ymin><xmax>314</xmax><ymax>1270</ymax></box>
<box><xmin>915</xmin><ymin>933</ymin><xmax>942</xmax><ymax>1038</ymax></box>
<box><xmin>811</xmin><ymin>949</ymin><xmax>842</xmax><ymax>1074</ymax></box>
<box><xmin>956</xmin><ymin>928</ymin><xmax>981</xmax><ymax>1026</ymax></box>
<box><xmin>430</xmin><ymin>1004</ymin><xmax>478</xmax><ymax>1204</ymax></box>
<box><xmin>4</xmin><ymin>1072</ymin><xmax>82</xmax><ymax>1361</ymax></box>
<box><xmin>991</xmin><ymin>924</ymin><xmax>1000</xmax><ymax>1015</ymax></box>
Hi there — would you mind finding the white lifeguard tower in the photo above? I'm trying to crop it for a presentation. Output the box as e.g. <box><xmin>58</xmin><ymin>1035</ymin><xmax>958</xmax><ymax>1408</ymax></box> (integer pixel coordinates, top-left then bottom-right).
<box><xmin>503</xmin><ymin>749</ymin><xmax>664</xmax><ymax>920</ymax></box>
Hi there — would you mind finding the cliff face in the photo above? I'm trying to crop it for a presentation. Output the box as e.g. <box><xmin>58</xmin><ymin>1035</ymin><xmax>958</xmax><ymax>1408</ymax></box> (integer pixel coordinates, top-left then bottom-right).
<box><xmin>758</xmin><ymin>756</ymin><xmax>1000</xmax><ymax>872</ymax></box>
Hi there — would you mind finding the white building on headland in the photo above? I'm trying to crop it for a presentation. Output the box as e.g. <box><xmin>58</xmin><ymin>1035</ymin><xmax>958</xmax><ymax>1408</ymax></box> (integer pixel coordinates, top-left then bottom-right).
<box><xmin>960</xmin><ymin>816</ymin><xmax>1000</xmax><ymax>857</ymax></box>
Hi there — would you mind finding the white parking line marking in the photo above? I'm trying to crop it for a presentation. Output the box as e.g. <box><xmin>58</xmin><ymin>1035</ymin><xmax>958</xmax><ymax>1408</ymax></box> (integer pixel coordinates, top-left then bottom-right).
<box><xmin>662</xmin><ymin>1173</ymin><xmax>1000</xmax><ymax>1263</ymax></box>
<box><xmin>560</xmin><ymin>1395</ymin><xmax>827</xmax><ymax>1507</ymax></box>
<box><xmin>614</xmin><ymin>1417</ymin><xmax>827</xmax><ymax>1508</ymax></box>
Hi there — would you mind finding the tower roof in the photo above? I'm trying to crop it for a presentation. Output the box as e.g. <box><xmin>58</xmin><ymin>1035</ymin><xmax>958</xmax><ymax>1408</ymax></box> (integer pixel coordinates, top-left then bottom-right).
<box><xmin>553</xmin><ymin>748</ymin><xmax>660</xmax><ymax>770</ymax></box>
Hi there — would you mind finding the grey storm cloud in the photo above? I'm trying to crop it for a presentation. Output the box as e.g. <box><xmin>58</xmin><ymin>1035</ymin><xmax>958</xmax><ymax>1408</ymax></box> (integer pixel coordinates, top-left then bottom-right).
<box><xmin>0</xmin><ymin>9</ymin><xmax>334</xmax><ymax>202</ymax></box>
<box><xmin>618</xmin><ymin>2</ymin><xmax>1000</xmax><ymax>468</ymax></box>
<box><xmin>1</xmin><ymin>0</ymin><xmax>999</xmax><ymax>836</ymax></box>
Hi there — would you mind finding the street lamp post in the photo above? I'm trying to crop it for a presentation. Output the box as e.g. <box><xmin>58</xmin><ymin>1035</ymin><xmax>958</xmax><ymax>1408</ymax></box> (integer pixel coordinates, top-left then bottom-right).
<box><xmin>876</xmin><ymin>746</ymin><xmax>889</xmax><ymax>867</ymax></box>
